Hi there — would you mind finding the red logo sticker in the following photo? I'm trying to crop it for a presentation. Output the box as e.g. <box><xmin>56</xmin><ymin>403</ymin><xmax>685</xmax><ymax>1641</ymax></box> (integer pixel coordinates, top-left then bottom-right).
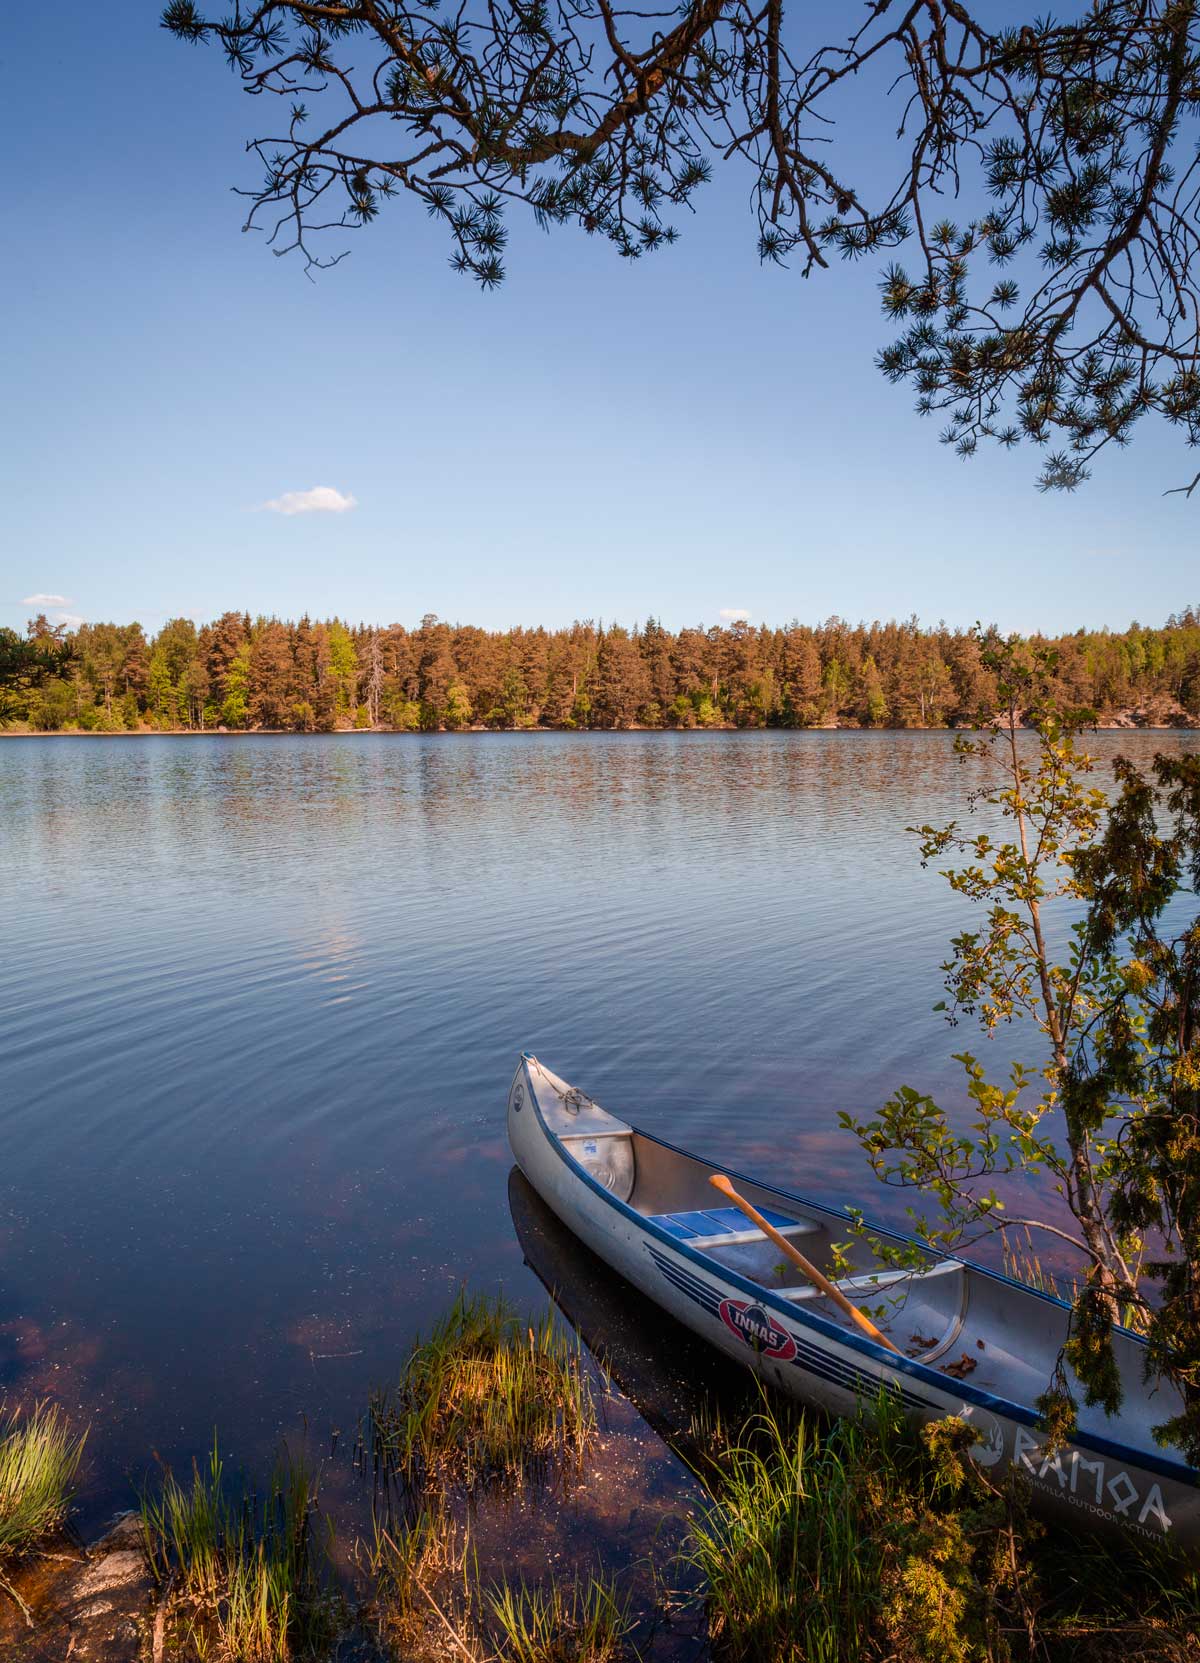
<box><xmin>719</xmin><ymin>1298</ymin><xmax>798</xmax><ymax>1361</ymax></box>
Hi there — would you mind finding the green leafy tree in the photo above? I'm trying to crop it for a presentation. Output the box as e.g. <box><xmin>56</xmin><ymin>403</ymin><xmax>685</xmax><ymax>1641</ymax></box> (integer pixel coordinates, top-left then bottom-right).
<box><xmin>165</xmin><ymin>2</ymin><xmax>1200</xmax><ymax>493</ymax></box>
<box><xmin>497</xmin><ymin>666</ymin><xmax>530</xmax><ymax>729</ymax></box>
<box><xmin>843</xmin><ymin>631</ymin><xmax>1200</xmax><ymax>1455</ymax></box>
<box><xmin>220</xmin><ymin>642</ymin><xmax>252</xmax><ymax>729</ymax></box>
<box><xmin>383</xmin><ymin>690</ymin><xmax>421</xmax><ymax>731</ymax></box>
<box><xmin>183</xmin><ymin>655</ymin><xmax>211</xmax><ymax>727</ymax></box>
<box><xmin>29</xmin><ymin>678</ymin><xmax>77</xmax><ymax>731</ymax></box>
<box><xmin>327</xmin><ymin>621</ymin><xmax>359</xmax><ymax>720</ymax></box>
<box><xmin>444</xmin><ymin>681</ymin><xmax>474</xmax><ymax>730</ymax></box>
<box><xmin>858</xmin><ymin>656</ymin><xmax>888</xmax><ymax>726</ymax></box>
<box><xmin>147</xmin><ymin>648</ymin><xmax>180</xmax><ymax>727</ymax></box>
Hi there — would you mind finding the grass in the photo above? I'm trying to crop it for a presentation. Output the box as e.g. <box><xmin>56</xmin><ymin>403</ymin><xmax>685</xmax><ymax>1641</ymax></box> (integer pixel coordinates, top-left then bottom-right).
<box><xmin>12</xmin><ymin>1284</ymin><xmax>1197</xmax><ymax>1663</ymax></box>
<box><xmin>685</xmin><ymin>1391</ymin><xmax>1200</xmax><ymax>1663</ymax></box>
<box><xmin>357</xmin><ymin>1495</ymin><xmax>474</xmax><ymax>1657</ymax></box>
<box><xmin>0</xmin><ymin>1401</ymin><xmax>86</xmax><ymax>1561</ymax></box>
<box><xmin>1001</xmin><ymin>1225</ymin><xmax>1148</xmax><ymax>1333</ymax></box>
<box><xmin>139</xmin><ymin>1437</ymin><xmax>340</xmax><ymax>1661</ymax></box>
<box><xmin>362</xmin><ymin>1517</ymin><xmax>639</xmax><ymax>1663</ymax></box>
<box><xmin>356</xmin><ymin>1289</ymin><xmax>626</xmax><ymax>1660</ymax></box>
<box><xmin>0</xmin><ymin>1401</ymin><xmax>86</xmax><ymax>1624</ymax></box>
<box><xmin>367</xmin><ymin>1288</ymin><xmax>596</xmax><ymax>1493</ymax></box>
<box><xmin>687</xmin><ymin>1392</ymin><xmax>1012</xmax><ymax>1663</ymax></box>
<box><xmin>487</xmin><ymin>1574</ymin><xmax>636</xmax><ymax>1663</ymax></box>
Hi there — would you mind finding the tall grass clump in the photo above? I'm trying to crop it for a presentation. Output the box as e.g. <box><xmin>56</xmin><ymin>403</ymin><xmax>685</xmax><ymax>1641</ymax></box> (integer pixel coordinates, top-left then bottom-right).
<box><xmin>687</xmin><ymin>1392</ymin><xmax>1200</xmax><ymax>1663</ymax></box>
<box><xmin>0</xmin><ymin>1402</ymin><xmax>85</xmax><ymax>1561</ymax></box>
<box><xmin>687</xmin><ymin>1393</ymin><xmax>1019</xmax><ymax>1663</ymax></box>
<box><xmin>0</xmin><ymin>1402</ymin><xmax>86</xmax><ymax>1622</ymax></box>
<box><xmin>368</xmin><ymin>1288</ymin><xmax>595</xmax><ymax>1491</ymax></box>
<box><xmin>140</xmin><ymin>1438</ymin><xmax>339</xmax><ymax>1661</ymax></box>
<box><xmin>487</xmin><ymin>1574</ymin><xmax>636</xmax><ymax>1663</ymax></box>
<box><xmin>356</xmin><ymin>1498</ymin><xmax>472</xmax><ymax>1653</ymax></box>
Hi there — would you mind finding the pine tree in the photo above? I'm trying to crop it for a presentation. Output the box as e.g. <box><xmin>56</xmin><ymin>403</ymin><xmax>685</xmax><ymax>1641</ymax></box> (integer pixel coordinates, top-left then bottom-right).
<box><xmin>166</xmin><ymin>2</ymin><xmax>1200</xmax><ymax>493</ymax></box>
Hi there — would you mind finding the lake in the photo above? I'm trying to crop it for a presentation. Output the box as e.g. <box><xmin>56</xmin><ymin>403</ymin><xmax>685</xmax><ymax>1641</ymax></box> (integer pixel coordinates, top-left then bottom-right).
<box><xmin>2</xmin><ymin>729</ymin><xmax>1196</xmax><ymax>1540</ymax></box>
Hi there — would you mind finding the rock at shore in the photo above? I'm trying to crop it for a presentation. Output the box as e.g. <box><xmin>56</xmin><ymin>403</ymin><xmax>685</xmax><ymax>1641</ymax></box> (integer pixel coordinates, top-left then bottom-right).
<box><xmin>0</xmin><ymin>1513</ymin><xmax>153</xmax><ymax>1662</ymax></box>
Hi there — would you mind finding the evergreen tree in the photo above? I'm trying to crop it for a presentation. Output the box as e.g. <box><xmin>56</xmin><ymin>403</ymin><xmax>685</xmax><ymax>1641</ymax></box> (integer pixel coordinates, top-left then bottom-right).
<box><xmin>166</xmin><ymin>2</ymin><xmax>1200</xmax><ymax>493</ymax></box>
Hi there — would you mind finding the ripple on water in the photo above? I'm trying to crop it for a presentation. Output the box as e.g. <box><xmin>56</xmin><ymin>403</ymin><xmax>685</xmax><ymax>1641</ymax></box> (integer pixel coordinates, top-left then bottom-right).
<box><xmin>1</xmin><ymin>728</ymin><xmax>1196</xmax><ymax>1533</ymax></box>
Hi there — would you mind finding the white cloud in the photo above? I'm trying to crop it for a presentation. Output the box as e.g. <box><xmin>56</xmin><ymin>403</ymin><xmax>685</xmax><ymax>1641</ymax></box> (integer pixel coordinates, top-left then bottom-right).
<box><xmin>22</xmin><ymin>592</ymin><xmax>71</xmax><ymax>607</ymax></box>
<box><xmin>719</xmin><ymin>607</ymin><xmax>752</xmax><ymax>622</ymax></box>
<box><xmin>53</xmin><ymin>612</ymin><xmax>85</xmax><ymax>629</ymax></box>
<box><xmin>258</xmin><ymin>486</ymin><xmax>358</xmax><ymax>516</ymax></box>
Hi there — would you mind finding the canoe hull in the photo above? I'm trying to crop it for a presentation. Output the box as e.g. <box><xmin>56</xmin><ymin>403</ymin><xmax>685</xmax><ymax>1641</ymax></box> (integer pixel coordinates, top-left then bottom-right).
<box><xmin>508</xmin><ymin>1054</ymin><xmax>1200</xmax><ymax>1550</ymax></box>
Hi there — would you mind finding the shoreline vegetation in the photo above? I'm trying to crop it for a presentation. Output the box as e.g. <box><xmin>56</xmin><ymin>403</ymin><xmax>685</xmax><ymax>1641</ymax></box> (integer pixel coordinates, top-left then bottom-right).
<box><xmin>3</xmin><ymin>607</ymin><xmax>1199</xmax><ymax>737</ymax></box>
<box><xmin>2</xmin><ymin>714</ymin><xmax>1198</xmax><ymax>738</ymax></box>
<box><xmin>4</xmin><ymin>1288</ymin><xmax>1200</xmax><ymax>1661</ymax></box>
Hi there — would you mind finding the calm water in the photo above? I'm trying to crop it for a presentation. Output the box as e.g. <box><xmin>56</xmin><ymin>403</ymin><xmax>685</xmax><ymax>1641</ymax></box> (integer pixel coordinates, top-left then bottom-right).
<box><xmin>1</xmin><ymin>729</ymin><xmax>1196</xmax><ymax>1534</ymax></box>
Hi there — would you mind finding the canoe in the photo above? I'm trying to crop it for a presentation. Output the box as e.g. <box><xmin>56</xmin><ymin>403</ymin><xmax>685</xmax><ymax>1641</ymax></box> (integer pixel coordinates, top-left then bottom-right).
<box><xmin>507</xmin><ymin>1053</ymin><xmax>1200</xmax><ymax>1548</ymax></box>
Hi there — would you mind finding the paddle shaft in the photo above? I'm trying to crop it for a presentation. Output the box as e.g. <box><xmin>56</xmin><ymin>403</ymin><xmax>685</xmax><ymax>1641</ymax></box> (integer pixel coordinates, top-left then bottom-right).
<box><xmin>708</xmin><ymin>1173</ymin><xmax>900</xmax><ymax>1354</ymax></box>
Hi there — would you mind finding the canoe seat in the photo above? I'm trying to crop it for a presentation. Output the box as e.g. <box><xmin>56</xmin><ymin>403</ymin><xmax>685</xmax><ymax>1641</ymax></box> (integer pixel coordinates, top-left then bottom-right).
<box><xmin>648</xmin><ymin>1206</ymin><xmax>821</xmax><ymax>1250</ymax></box>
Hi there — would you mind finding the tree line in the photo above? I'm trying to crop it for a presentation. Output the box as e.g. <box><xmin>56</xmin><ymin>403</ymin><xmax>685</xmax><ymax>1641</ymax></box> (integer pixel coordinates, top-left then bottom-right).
<box><xmin>2</xmin><ymin>608</ymin><xmax>1199</xmax><ymax>734</ymax></box>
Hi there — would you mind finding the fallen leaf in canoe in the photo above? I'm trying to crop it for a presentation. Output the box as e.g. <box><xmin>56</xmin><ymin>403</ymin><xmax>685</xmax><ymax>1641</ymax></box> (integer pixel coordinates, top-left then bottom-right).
<box><xmin>943</xmin><ymin>1353</ymin><xmax>978</xmax><ymax>1379</ymax></box>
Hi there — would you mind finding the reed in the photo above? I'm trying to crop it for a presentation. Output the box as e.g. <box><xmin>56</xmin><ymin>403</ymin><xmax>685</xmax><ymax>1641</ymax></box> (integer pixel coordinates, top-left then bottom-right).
<box><xmin>0</xmin><ymin>1401</ymin><xmax>86</xmax><ymax>1625</ymax></box>
<box><xmin>1001</xmin><ymin>1225</ymin><xmax>1065</xmax><ymax>1299</ymax></box>
<box><xmin>1000</xmin><ymin>1225</ymin><xmax>1150</xmax><ymax>1336</ymax></box>
<box><xmin>0</xmin><ymin>1401</ymin><xmax>86</xmax><ymax>1562</ymax></box>
<box><xmin>1021</xmin><ymin>1526</ymin><xmax>1200</xmax><ymax>1662</ymax></box>
<box><xmin>368</xmin><ymin>1288</ymin><xmax>595</xmax><ymax>1492</ymax></box>
<box><xmin>139</xmin><ymin>1438</ymin><xmax>340</xmax><ymax>1661</ymax></box>
<box><xmin>685</xmin><ymin>1390</ymin><xmax>1200</xmax><ymax>1663</ymax></box>
<box><xmin>487</xmin><ymin>1574</ymin><xmax>636</xmax><ymax>1663</ymax></box>
<box><xmin>358</xmin><ymin>1498</ymin><xmax>466</xmax><ymax>1634</ymax></box>
<box><xmin>686</xmin><ymin>1392</ymin><xmax>1017</xmax><ymax>1663</ymax></box>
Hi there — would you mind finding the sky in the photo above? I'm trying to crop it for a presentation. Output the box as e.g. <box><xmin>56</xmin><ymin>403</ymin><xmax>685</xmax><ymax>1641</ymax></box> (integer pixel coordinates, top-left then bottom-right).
<box><xmin>3</xmin><ymin>5</ymin><xmax>1197</xmax><ymax>639</ymax></box>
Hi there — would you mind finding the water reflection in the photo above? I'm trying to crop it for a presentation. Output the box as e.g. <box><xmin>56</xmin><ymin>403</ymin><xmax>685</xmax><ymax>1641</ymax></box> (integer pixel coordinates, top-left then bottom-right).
<box><xmin>508</xmin><ymin>1168</ymin><xmax>755</xmax><ymax>1465</ymax></box>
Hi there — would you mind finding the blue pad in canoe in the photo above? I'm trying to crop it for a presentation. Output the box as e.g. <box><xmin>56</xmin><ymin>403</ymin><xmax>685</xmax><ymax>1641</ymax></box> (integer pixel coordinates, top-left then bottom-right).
<box><xmin>649</xmin><ymin>1206</ymin><xmax>800</xmax><ymax>1242</ymax></box>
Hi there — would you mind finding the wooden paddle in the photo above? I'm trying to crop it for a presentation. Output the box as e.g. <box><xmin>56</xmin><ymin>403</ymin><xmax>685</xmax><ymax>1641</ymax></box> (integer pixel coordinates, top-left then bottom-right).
<box><xmin>708</xmin><ymin>1173</ymin><xmax>900</xmax><ymax>1354</ymax></box>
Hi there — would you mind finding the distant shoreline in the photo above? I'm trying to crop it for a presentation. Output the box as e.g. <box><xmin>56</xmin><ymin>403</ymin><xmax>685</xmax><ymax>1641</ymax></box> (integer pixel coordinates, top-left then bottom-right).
<box><xmin>3</xmin><ymin>722</ymin><xmax>1198</xmax><ymax>739</ymax></box>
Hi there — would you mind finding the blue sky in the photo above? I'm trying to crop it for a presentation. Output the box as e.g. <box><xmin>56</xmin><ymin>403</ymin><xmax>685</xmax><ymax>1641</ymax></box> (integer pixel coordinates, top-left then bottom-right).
<box><xmin>4</xmin><ymin>5</ymin><xmax>1196</xmax><ymax>638</ymax></box>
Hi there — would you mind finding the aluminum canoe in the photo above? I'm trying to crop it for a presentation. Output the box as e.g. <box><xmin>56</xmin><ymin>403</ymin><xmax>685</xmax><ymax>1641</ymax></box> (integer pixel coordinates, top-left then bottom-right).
<box><xmin>507</xmin><ymin>1052</ymin><xmax>1200</xmax><ymax>1549</ymax></box>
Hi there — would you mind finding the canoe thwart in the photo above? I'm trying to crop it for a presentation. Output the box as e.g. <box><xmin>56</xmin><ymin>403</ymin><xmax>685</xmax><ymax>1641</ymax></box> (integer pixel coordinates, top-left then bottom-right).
<box><xmin>778</xmin><ymin>1259</ymin><xmax>963</xmax><ymax>1299</ymax></box>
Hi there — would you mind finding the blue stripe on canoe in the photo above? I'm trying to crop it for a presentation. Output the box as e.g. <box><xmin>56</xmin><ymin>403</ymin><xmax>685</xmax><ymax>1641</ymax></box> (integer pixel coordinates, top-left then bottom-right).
<box><xmin>648</xmin><ymin>1246</ymin><xmax>926</xmax><ymax>1411</ymax></box>
<box><xmin>648</xmin><ymin>1205</ymin><xmax>801</xmax><ymax>1240</ymax></box>
<box><xmin>647</xmin><ymin>1248</ymin><xmax>723</xmax><ymax>1316</ymax></box>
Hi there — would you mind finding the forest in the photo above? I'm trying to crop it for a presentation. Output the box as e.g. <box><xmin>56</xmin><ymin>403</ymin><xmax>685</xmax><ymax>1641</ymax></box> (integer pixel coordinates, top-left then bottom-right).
<box><xmin>2</xmin><ymin>608</ymin><xmax>1199</xmax><ymax>734</ymax></box>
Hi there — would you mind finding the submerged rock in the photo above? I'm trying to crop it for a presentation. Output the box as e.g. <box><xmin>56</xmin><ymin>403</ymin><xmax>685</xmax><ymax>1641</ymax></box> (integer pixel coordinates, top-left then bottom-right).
<box><xmin>0</xmin><ymin>1513</ymin><xmax>152</xmax><ymax>1661</ymax></box>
